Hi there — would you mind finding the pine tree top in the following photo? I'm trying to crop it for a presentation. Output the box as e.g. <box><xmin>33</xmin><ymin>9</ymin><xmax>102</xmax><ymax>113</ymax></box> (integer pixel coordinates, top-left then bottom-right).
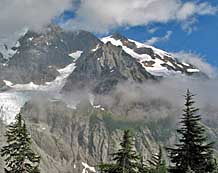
<box><xmin>167</xmin><ymin>89</ymin><xmax>216</xmax><ymax>173</ymax></box>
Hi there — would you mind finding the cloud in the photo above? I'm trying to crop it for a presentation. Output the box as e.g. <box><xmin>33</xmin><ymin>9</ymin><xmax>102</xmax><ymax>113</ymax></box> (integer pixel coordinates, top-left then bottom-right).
<box><xmin>94</xmin><ymin>52</ymin><xmax>218</xmax><ymax>121</ymax></box>
<box><xmin>0</xmin><ymin>0</ymin><xmax>73</xmax><ymax>38</ymax></box>
<box><xmin>94</xmin><ymin>76</ymin><xmax>218</xmax><ymax>123</ymax></box>
<box><xmin>180</xmin><ymin>18</ymin><xmax>198</xmax><ymax>34</ymax></box>
<box><xmin>147</xmin><ymin>27</ymin><xmax>159</xmax><ymax>34</ymax></box>
<box><xmin>176</xmin><ymin>2</ymin><xmax>218</xmax><ymax>20</ymax></box>
<box><xmin>145</xmin><ymin>31</ymin><xmax>172</xmax><ymax>45</ymax></box>
<box><xmin>0</xmin><ymin>0</ymin><xmax>217</xmax><ymax>40</ymax></box>
<box><xmin>176</xmin><ymin>2</ymin><xmax>218</xmax><ymax>33</ymax></box>
<box><xmin>173</xmin><ymin>51</ymin><xmax>217</xmax><ymax>77</ymax></box>
<box><xmin>63</xmin><ymin>0</ymin><xmax>218</xmax><ymax>33</ymax></box>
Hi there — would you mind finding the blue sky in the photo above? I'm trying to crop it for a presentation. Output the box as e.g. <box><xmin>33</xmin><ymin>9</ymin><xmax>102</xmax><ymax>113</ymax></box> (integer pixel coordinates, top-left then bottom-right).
<box><xmin>56</xmin><ymin>0</ymin><xmax>218</xmax><ymax>67</ymax></box>
<box><xmin>113</xmin><ymin>14</ymin><xmax>218</xmax><ymax>66</ymax></box>
<box><xmin>0</xmin><ymin>0</ymin><xmax>217</xmax><ymax>67</ymax></box>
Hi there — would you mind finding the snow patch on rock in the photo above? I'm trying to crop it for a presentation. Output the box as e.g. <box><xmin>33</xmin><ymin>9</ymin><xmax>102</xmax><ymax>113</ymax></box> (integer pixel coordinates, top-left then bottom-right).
<box><xmin>3</xmin><ymin>80</ymin><xmax>13</xmax><ymax>87</ymax></box>
<box><xmin>69</xmin><ymin>50</ymin><xmax>83</xmax><ymax>60</ymax></box>
<box><xmin>0</xmin><ymin>50</ymin><xmax>84</xmax><ymax>123</ymax></box>
<box><xmin>91</xmin><ymin>44</ymin><xmax>100</xmax><ymax>52</ymax></box>
<box><xmin>187</xmin><ymin>69</ymin><xmax>200</xmax><ymax>73</ymax></box>
<box><xmin>0</xmin><ymin>92</ymin><xmax>29</xmax><ymax>124</ymax></box>
<box><xmin>81</xmin><ymin>162</ymin><xmax>96</xmax><ymax>173</ymax></box>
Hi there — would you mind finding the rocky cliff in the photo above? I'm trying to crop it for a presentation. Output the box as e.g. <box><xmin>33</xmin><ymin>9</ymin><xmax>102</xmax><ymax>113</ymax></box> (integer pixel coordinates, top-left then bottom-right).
<box><xmin>0</xmin><ymin>99</ymin><xmax>158</xmax><ymax>173</ymax></box>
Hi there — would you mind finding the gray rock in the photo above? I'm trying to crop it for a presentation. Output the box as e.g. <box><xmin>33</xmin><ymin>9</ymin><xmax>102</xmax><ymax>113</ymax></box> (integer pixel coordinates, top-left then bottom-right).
<box><xmin>63</xmin><ymin>42</ymin><xmax>156</xmax><ymax>94</ymax></box>
<box><xmin>16</xmin><ymin>99</ymin><xmax>158</xmax><ymax>173</ymax></box>
<box><xmin>0</xmin><ymin>25</ymin><xmax>101</xmax><ymax>85</ymax></box>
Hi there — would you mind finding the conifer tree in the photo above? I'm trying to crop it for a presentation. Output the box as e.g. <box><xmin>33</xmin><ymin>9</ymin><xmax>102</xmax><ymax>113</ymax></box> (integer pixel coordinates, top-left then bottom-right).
<box><xmin>98</xmin><ymin>129</ymin><xmax>140</xmax><ymax>173</ymax></box>
<box><xmin>167</xmin><ymin>90</ymin><xmax>216</xmax><ymax>173</ymax></box>
<box><xmin>148</xmin><ymin>146</ymin><xmax>167</xmax><ymax>173</ymax></box>
<box><xmin>113</xmin><ymin>129</ymin><xmax>140</xmax><ymax>173</ymax></box>
<box><xmin>154</xmin><ymin>147</ymin><xmax>167</xmax><ymax>173</ymax></box>
<box><xmin>138</xmin><ymin>156</ymin><xmax>150</xmax><ymax>173</ymax></box>
<box><xmin>1</xmin><ymin>113</ymin><xmax>40</xmax><ymax>173</ymax></box>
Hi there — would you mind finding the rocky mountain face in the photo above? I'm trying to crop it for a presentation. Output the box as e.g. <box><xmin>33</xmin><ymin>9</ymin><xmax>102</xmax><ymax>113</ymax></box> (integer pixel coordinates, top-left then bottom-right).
<box><xmin>62</xmin><ymin>33</ymin><xmax>205</xmax><ymax>93</ymax></box>
<box><xmin>1</xmin><ymin>98</ymin><xmax>217</xmax><ymax>173</ymax></box>
<box><xmin>0</xmin><ymin>25</ymin><xmax>209</xmax><ymax>173</ymax></box>
<box><xmin>0</xmin><ymin>25</ymin><xmax>101</xmax><ymax>85</ymax></box>
<box><xmin>0</xmin><ymin>99</ymin><xmax>158</xmax><ymax>173</ymax></box>
<box><xmin>0</xmin><ymin>53</ymin><xmax>6</xmax><ymax>64</ymax></box>
<box><xmin>63</xmin><ymin>41</ymin><xmax>156</xmax><ymax>94</ymax></box>
<box><xmin>0</xmin><ymin>25</ymin><xmax>203</xmax><ymax>89</ymax></box>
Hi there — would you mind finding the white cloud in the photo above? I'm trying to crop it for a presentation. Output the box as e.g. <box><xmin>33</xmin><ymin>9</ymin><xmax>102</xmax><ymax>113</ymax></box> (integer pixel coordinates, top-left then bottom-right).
<box><xmin>176</xmin><ymin>2</ymin><xmax>218</xmax><ymax>33</ymax></box>
<box><xmin>145</xmin><ymin>31</ymin><xmax>172</xmax><ymax>45</ymax></box>
<box><xmin>173</xmin><ymin>51</ymin><xmax>217</xmax><ymax>77</ymax></box>
<box><xmin>0</xmin><ymin>0</ymin><xmax>217</xmax><ymax>43</ymax></box>
<box><xmin>181</xmin><ymin>18</ymin><xmax>198</xmax><ymax>34</ymax></box>
<box><xmin>147</xmin><ymin>27</ymin><xmax>159</xmax><ymax>34</ymax></box>
<box><xmin>0</xmin><ymin>0</ymin><xmax>217</xmax><ymax>40</ymax></box>
<box><xmin>175</xmin><ymin>2</ymin><xmax>217</xmax><ymax>21</ymax></box>
<box><xmin>0</xmin><ymin>0</ymin><xmax>72</xmax><ymax>38</ymax></box>
<box><xmin>63</xmin><ymin>0</ymin><xmax>218</xmax><ymax>33</ymax></box>
<box><xmin>176</xmin><ymin>2</ymin><xmax>197</xmax><ymax>20</ymax></box>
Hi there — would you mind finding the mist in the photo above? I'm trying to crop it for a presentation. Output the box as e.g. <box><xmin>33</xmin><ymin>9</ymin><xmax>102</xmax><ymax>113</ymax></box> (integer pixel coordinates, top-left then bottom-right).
<box><xmin>93</xmin><ymin>76</ymin><xmax>218</xmax><ymax>124</ymax></box>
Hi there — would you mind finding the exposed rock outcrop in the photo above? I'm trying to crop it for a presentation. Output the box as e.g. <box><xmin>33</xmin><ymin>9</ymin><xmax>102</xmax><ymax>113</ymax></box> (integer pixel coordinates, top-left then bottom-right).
<box><xmin>63</xmin><ymin>42</ymin><xmax>156</xmax><ymax>94</ymax></box>
<box><xmin>11</xmin><ymin>99</ymin><xmax>158</xmax><ymax>173</ymax></box>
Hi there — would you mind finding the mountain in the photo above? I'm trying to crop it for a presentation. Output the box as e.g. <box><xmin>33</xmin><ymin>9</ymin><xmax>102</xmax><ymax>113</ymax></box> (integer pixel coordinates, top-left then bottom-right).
<box><xmin>9</xmin><ymin>98</ymin><xmax>158</xmax><ymax>173</ymax></box>
<box><xmin>63</xmin><ymin>41</ymin><xmax>156</xmax><ymax>94</ymax></box>
<box><xmin>63</xmin><ymin>33</ymin><xmax>204</xmax><ymax>93</ymax></box>
<box><xmin>0</xmin><ymin>25</ymin><xmax>101</xmax><ymax>85</ymax></box>
<box><xmin>0</xmin><ymin>25</ymin><xmax>211</xmax><ymax>173</ymax></box>
<box><xmin>101</xmin><ymin>33</ymin><xmax>200</xmax><ymax>77</ymax></box>
<box><xmin>0</xmin><ymin>25</ymin><xmax>204</xmax><ymax>92</ymax></box>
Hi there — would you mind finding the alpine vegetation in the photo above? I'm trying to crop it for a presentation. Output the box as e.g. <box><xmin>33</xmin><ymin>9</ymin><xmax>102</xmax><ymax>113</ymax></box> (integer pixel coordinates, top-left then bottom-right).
<box><xmin>98</xmin><ymin>130</ymin><xmax>168</xmax><ymax>173</ymax></box>
<box><xmin>167</xmin><ymin>90</ymin><xmax>217</xmax><ymax>173</ymax></box>
<box><xmin>1</xmin><ymin>114</ymin><xmax>40</xmax><ymax>173</ymax></box>
<box><xmin>98</xmin><ymin>90</ymin><xmax>218</xmax><ymax>173</ymax></box>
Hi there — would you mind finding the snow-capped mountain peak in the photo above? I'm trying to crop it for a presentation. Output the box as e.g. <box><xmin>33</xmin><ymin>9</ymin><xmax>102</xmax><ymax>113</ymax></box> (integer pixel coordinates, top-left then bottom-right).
<box><xmin>101</xmin><ymin>34</ymin><xmax>200</xmax><ymax>77</ymax></box>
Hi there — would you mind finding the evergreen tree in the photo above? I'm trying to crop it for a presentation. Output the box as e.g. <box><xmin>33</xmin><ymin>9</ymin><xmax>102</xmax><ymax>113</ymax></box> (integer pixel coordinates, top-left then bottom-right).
<box><xmin>148</xmin><ymin>146</ymin><xmax>167</xmax><ymax>173</ymax></box>
<box><xmin>1</xmin><ymin>113</ymin><xmax>40</xmax><ymax>173</ymax></box>
<box><xmin>138</xmin><ymin>155</ymin><xmax>150</xmax><ymax>173</ymax></box>
<box><xmin>167</xmin><ymin>90</ymin><xmax>216</xmax><ymax>173</ymax></box>
<box><xmin>112</xmin><ymin>129</ymin><xmax>140</xmax><ymax>173</ymax></box>
<box><xmin>154</xmin><ymin>147</ymin><xmax>167</xmax><ymax>173</ymax></box>
<box><xmin>185</xmin><ymin>166</ymin><xmax>195</xmax><ymax>173</ymax></box>
<box><xmin>98</xmin><ymin>129</ymin><xmax>140</xmax><ymax>173</ymax></box>
<box><xmin>98</xmin><ymin>163</ymin><xmax>121</xmax><ymax>173</ymax></box>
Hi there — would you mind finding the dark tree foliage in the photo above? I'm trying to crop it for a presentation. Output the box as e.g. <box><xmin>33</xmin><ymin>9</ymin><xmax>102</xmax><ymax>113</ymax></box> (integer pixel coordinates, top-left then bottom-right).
<box><xmin>147</xmin><ymin>146</ymin><xmax>167</xmax><ymax>173</ymax></box>
<box><xmin>167</xmin><ymin>90</ymin><xmax>217</xmax><ymax>173</ymax></box>
<box><xmin>138</xmin><ymin>156</ymin><xmax>150</xmax><ymax>173</ymax></box>
<box><xmin>153</xmin><ymin>146</ymin><xmax>167</xmax><ymax>173</ymax></box>
<box><xmin>112</xmin><ymin>129</ymin><xmax>140</xmax><ymax>173</ymax></box>
<box><xmin>98</xmin><ymin>129</ymin><xmax>140</xmax><ymax>173</ymax></box>
<box><xmin>1</xmin><ymin>113</ymin><xmax>40</xmax><ymax>173</ymax></box>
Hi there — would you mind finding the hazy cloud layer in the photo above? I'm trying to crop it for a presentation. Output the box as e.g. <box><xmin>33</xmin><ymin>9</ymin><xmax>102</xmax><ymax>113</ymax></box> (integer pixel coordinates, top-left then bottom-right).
<box><xmin>93</xmin><ymin>52</ymin><xmax>218</xmax><ymax>121</ymax></box>
<box><xmin>63</xmin><ymin>0</ymin><xmax>218</xmax><ymax>33</ymax></box>
<box><xmin>93</xmin><ymin>76</ymin><xmax>218</xmax><ymax>123</ymax></box>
